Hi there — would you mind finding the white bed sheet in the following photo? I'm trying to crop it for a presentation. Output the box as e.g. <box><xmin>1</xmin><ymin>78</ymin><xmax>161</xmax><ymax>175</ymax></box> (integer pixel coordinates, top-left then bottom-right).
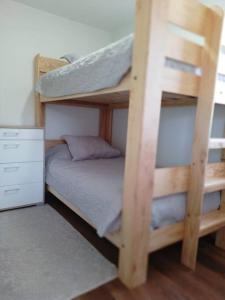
<box><xmin>46</xmin><ymin>145</ymin><xmax>220</xmax><ymax>237</ymax></box>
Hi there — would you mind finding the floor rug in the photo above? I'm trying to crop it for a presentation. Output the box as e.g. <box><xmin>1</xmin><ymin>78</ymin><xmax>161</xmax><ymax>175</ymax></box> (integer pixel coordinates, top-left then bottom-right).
<box><xmin>0</xmin><ymin>205</ymin><xmax>117</xmax><ymax>300</ymax></box>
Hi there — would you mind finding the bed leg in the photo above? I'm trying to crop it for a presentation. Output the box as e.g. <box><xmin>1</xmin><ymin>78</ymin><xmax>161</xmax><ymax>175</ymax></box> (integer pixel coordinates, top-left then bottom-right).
<box><xmin>119</xmin><ymin>233</ymin><xmax>149</xmax><ymax>288</ymax></box>
<box><xmin>117</xmin><ymin>0</ymin><xmax>168</xmax><ymax>288</ymax></box>
<box><xmin>216</xmin><ymin>190</ymin><xmax>225</xmax><ymax>250</ymax></box>
<box><xmin>216</xmin><ymin>228</ymin><xmax>225</xmax><ymax>250</ymax></box>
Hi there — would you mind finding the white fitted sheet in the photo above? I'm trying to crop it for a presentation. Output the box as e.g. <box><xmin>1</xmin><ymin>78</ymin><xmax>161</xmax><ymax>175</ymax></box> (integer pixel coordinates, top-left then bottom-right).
<box><xmin>46</xmin><ymin>145</ymin><xmax>220</xmax><ymax>237</ymax></box>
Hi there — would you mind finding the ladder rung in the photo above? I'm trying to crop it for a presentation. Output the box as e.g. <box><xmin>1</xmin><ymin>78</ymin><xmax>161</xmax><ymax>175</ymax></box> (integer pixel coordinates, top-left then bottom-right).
<box><xmin>204</xmin><ymin>177</ymin><xmax>225</xmax><ymax>193</ymax></box>
<box><xmin>200</xmin><ymin>210</ymin><xmax>225</xmax><ymax>237</ymax></box>
<box><xmin>209</xmin><ymin>138</ymin><xmax>225</xmax><ymax>149</ymax></box>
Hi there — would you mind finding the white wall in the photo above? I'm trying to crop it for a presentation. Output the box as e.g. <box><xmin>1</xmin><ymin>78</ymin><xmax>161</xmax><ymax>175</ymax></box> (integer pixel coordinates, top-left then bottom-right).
<box><xmin>111</xmin><ymin>23</ymin><xmax>134</xmax><ymax>41</ymax></box>
<box><xmin>0</xmin><ymin>0</ymin><xmax>111</xmax><ymax>138</ymax></box>
<box><xmin>2</xmin><ymin>0</ymin><xmax>225</xmax><ymax>163</ymax></box>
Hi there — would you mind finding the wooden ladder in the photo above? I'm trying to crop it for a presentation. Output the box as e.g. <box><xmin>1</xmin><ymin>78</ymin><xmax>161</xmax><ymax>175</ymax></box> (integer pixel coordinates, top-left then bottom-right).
<box><xmin>182</xmin><ymin>7</ymin><xmax>225</xmax><ymax>269</ymax></box>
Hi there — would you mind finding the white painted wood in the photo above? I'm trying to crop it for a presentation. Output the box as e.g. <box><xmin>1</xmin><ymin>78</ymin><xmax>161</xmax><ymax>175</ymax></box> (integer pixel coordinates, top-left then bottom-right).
<box><xmin>0</xmin><ymin>162</ymin><xmax>44</xmax><ymax>186</ymax></box>
<box><xmin>0</xmin><ymin>140</ymin><xmax>44</xmax><ymax>163</ymax></box>
<box><xmin>0</xmin><ymin>127</ymin><xmax>44</xmax><ymax>209</ymax></box>
<box><xmin>0</xmin><ymin>183</ymin><xmax>44</xmax><ymax>210</ymax></box>
<box><xmin>0</xmin><ymin>128</ymin><xmax>44</xmax><ymax>140</ymax></box>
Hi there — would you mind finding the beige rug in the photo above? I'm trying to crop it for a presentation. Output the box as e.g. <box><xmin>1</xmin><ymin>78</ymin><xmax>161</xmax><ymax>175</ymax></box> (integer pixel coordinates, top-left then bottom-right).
<box><xmin>0</xmin><ymin>205</ymin><xmax>117</xmax><ymax>300</ymax></box>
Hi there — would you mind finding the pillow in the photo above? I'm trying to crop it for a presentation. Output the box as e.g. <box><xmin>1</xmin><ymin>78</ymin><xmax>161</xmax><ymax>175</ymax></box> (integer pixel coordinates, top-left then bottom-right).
<box><xmin>62</xmin><ymin>135</ymin><xmax>121</xmax><ymax>161</ymax></box>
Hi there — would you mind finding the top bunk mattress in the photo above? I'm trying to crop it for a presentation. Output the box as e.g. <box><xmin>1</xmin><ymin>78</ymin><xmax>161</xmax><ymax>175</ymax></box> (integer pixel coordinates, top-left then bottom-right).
<box><xmin>35</xmin><ymin>34</ymin><xmax>201</xmax><ymax>98</ymax></box>
<box><xmin>46</xmin><ymin>144</ymin><xmax>220</xmax><ymax>237</ymax></box>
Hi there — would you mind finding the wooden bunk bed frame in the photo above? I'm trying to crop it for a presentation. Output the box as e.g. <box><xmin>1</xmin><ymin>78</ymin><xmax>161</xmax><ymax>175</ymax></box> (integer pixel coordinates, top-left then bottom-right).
<box><xmin>35</xmin><ymin>0</ymin><xmax>225</xmax><ymax>289</ymax></box>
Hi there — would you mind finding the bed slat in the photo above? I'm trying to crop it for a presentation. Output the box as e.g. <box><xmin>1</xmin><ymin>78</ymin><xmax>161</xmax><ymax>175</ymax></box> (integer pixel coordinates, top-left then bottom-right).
<box><xmin>163</xmin><ymin>68</ymin><xmax>200</xmax><ymax>97</ymax></box>
<box><xmin>154</xmin><ymin>162</ymin><xmax>225</xmax><ymax>198</ymax></box>
<box><xmin>150</xmin><ymin>222</ymin><xmax>184</xmax><ymax>252</ymax></box>
<box><xmin>168</xmin><ymin>0</ymin><xmax>208</xmax><ymax>36</ymax></box>
<box><xmin>166</xmin><ymin>32</ymin><xmax>202</xmax><ymax>66</ymax></box>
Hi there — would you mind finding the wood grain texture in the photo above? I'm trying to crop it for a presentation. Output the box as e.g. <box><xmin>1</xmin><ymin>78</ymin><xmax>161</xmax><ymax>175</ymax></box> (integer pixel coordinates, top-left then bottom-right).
<box><xmin>35</xmin><ymin>54</ymin><xmax>45</xmax><ymax>127</ymax></box>
<box><xmin>182</xmin><ymin>6</ymin><xmax>224</xmax><ymax>269</ymax></box>
<box><xmin>168</xmin><ymin>0</ymin><xmax>207</xmax><ymax>36</ymax></box>
<box><xmin>166</xmin><ymin>32</ymin><xmax>202</xmax><ymax>66</ymax></box>
<box><xmin>99</xmin><ymin>108</ymin><xmax>113</xmax><ymax>144</ymax></box>
<box><xmin>118</xmin><ymin>0</ymin><xmax>168</xmax><ymax>288</ymax></box>
<box><xmin>163</xmin><ymin>68</ymin><xmax>200</xmax><ymax>97</ymax></box>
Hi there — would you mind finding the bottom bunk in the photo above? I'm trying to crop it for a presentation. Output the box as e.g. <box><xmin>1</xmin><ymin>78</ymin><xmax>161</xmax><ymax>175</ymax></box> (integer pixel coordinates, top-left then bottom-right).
<box><xmin>46</xmin><ymin>143</ymin><xmax>225</xmax><ymax>253</ymax></box>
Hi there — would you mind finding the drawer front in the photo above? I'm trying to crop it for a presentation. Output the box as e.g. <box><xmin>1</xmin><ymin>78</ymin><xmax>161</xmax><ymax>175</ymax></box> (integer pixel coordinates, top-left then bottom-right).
<box><xmin>0</xmin><ymin>128</ymin><xmax>43</xmax><ymax>140</ymax></box>
<box><xmin>0</xmin><ymin>140</ymin><xmax>44</xmax><ymax>163</ymax></box>
<box><xmin>0</xmin><ymin>183</ymin><xmax>44</xmax><ymax>210</ymax></box>
<box><xmin>0</xmin><ymin>162</ymin><xmax>43</xmax><ymax>186</ymax></box>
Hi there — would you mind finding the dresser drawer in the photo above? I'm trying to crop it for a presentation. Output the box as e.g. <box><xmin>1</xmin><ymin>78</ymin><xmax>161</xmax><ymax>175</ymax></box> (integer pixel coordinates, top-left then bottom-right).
<box><xmin>0</xmin><ymin>162</ymin><xmax>43</xmax><ymax>186</ymax></box>
<box><xmin>0</xmin><ymin>183</ymin><xmax>44</xmax><ymax>210</ymax></box>
<box><xmin>0</xmin><ymin>140</ymin><xmax>44</xmax><ymax>163</ymax></box>
<box><xmin>0</xmin><ymin>128</ymin><xmax>43</xmax><ymax>140</ymax></box>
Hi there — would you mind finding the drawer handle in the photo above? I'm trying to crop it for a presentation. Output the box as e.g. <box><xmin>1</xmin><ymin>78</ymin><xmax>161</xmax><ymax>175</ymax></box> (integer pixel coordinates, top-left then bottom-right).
<box><xmin>3</xmin><ymin>167</ymin><xmax>20</xmax><ymax>173</ymax></box>
<box><xmin>3</xmin><ymin>144</ymin><xmax>20</xmax><ymax>150</ymax></box>
<box><xmin>3</xmin><ymin>132</ymin><xmax>19</xmax><ymax>137</ymax></box>
<box><xmin>4</xmin><ymin>188</ymin><xmax>20</xmax><ymax>195</ymax></box>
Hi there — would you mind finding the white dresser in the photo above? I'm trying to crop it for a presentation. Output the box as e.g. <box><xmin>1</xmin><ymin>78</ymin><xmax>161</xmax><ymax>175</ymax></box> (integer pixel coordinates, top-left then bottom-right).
<box><xmin>0</xmin><ymin>127</ymin><xmax>44</xmax><ymax>210</ymax></box>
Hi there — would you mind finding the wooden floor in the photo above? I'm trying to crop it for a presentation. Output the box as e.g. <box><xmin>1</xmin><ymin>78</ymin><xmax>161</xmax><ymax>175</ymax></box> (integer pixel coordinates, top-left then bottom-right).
<box><xmin>47</xmin><ymin>193</ymin><xmax>225</xmax><ymax>300</ymax></box>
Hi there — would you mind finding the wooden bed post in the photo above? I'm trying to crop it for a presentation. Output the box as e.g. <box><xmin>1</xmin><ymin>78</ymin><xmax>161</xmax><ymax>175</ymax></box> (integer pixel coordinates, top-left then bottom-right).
<box><xmin>35</xmin><ymin>54</ymin><xmax>45</xmax><ymax>127</ymax></box>
<box><xmin>215</xmin><ymin>132</ymin><xmax>225</xmax><ymax>249</ymax></box>
<box><xmin>118</xmin><ymin>0</ymin><xmax>168</xmax><ymax>288</ymax></box>
<box><xmin>215</xmin><ymin>191</ymin><xmax>225</xmax><ymax>249</ymax></box>
<box><xmin>99</xmin><ymin>107</ymin><xmax>113</xmax><ymax>144</ymax></box>
<box><xmin>181</xmin><ymin>7</ymin><xmax>224</xmax><ymax>269</ymax></box>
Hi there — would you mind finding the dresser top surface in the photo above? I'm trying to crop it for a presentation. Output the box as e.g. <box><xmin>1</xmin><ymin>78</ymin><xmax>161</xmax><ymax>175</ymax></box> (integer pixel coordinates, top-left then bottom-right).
<box><xmin>0</xmin><ymin>126</ymin><xmax>44</xmax><ymax>129</ymax></box>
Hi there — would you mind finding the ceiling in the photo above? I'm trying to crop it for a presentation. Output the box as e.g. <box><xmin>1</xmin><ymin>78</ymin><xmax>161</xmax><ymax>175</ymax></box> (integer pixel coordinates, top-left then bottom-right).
<box><xmin>13</xmin><ymin>0</ymin><xmax>135</xmax><ymax>32</ymax></box>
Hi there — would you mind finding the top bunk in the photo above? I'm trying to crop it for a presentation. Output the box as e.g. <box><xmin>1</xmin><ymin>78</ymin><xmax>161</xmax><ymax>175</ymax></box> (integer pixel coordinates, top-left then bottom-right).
<box><xmin>35</xmin><ymin>0</ymin><xmax>225</xmax><ymax>108</ymax></box>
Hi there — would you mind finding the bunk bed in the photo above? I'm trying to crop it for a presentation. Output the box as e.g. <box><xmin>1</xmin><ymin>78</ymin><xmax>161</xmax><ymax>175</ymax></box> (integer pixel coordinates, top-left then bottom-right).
<box><xmin>35</xmin><ymin>0</ymin><xmax>225</xmax><ymax>289</ymax></box>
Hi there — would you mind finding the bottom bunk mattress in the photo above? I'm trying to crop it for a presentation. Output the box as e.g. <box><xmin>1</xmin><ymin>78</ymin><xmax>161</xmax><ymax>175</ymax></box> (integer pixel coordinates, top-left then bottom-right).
<box><xmin>46</xmin><ymin>144</ymin><xmax>221</xmax><ymax>237</ymax></box>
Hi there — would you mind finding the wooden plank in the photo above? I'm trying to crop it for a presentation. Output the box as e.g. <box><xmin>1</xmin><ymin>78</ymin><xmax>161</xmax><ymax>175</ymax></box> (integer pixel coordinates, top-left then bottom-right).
<box><xmin>38</xmin><ymin>55</ymin><xmax>68</xmax><ymax>73</ymax></box>
<box><xmin>46</xmin><ymin>100</ymin><xmax>107</xmax><ymax>109</ymax></box>
<box><xmin>35</xmin><ymin>54</ymin><xmax>45</xmax><ymax>127</ymax></box>
<box><xmin>150</xmin><ymin>222</ymin><xmax>184</xmax><ymax>253</ymax></box>
<box><xmin>99</xmin><ymin>108</ymin><xmax>113</xmax><ymax>144</ymax></box>
<box><xmin>154</xmin><ymin>166</ymin><xmax>189</xmax><ymax>198</ymax></box>
<box><xmin>166</xmin><ymin>32</ymin><xmax>202</xmax><ymax>66</ymax></box>
<box><xmin>204</xmin><ymin>177</ymin><xmax>225</xmax><ymax>193</ymax></box>
<box><xmin>154</xmin><ymin>162</ymin><xmax>225</xmax><ymax>198</ymax></box>
<box><xmin>109</xmin><ymin>102</ymin><xmax>129</xmax><ymax>109</ymax></box>
<box><xmin>163</xmin><ymin>68</ymin><xmax>200</xmax><ymax>97</ymax></box>
<box><xmin>150</xmin><ymin>209</ymin><xmax>225</xmax><ymax>255</ymax></box>
<box><xmin>215</xmin><ymin>191</ymin><xmax>225</xmax><ymax>249</ymax></box>
<box><xmin>119</xmin><ymin>0</ymin><xmax>168</xmax><ymax>288</ymax></box>
<box><xmin>168</xmin><ymin>0</ymin><xmax>208</xmax><ymax>36</ymax></box>
<box><xmin>181</xmin><ymin>7</ymin><xmax>224</xmax><ymax>270</ymax></box>
<box><xmin>200</xmin><ymin>210</ymin><xmax>225</xmax><ymax>237</ymax></box>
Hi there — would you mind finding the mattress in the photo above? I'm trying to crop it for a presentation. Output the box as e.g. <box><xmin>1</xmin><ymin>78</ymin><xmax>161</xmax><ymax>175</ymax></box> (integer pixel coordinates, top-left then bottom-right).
<box><xmin>36</xmin><ymin>34</ymin><xmax>201</xmax><ymax>98</ymax></box>
<box><xmin>46</xmin><ymin>145</ymin><xmax>221</xmax><ymax>237</ymax></box>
